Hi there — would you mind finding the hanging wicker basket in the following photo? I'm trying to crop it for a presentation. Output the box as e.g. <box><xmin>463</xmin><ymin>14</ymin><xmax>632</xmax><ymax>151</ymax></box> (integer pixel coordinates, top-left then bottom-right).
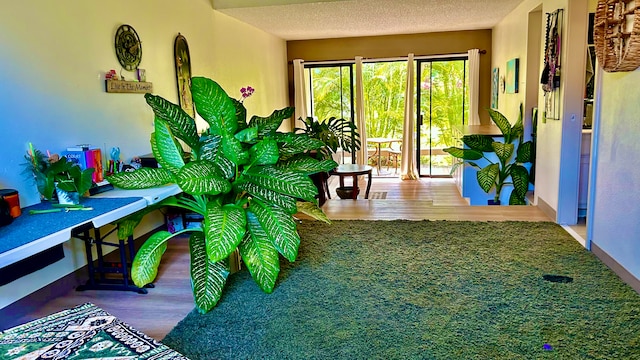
<box><xmin>594</xmin><ymin>0</ymin><xmax>640</xmax><ymax>72</ymax></box>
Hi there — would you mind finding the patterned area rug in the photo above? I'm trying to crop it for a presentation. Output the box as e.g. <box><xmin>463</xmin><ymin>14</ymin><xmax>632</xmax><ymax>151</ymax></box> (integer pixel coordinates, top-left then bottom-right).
<box><xmin>0</xmin><ymin>303</ymin><xmax>187</xmax><ymax>359</ymax></box>
<box><xmin>368</xmin><ymin>191</ymin><xmax>387</xmax><ymax>199</ymax></box>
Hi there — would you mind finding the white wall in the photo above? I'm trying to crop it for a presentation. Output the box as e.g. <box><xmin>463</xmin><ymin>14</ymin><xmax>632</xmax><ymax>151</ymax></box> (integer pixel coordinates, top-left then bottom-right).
<box><xmin>495</xmin><ymin>0</ymin><xmax>640</xmax><ymax>282</ymax></box>
<box><xmin>493</xmin><ymin>0</ymin><xmax>588</xmax><ymax>222</ymax></box>
<box><xmin>555</xmin><ymin>0</ymin><xmax>588</xmax><ymax>224</ymax></box>
<box><xmin>491</xmin><ymin>0</ymin><xmax>539</xmax><ymax>122</ymax></box>
<box><xmin>0</xmin><ymin>0</ymin><xmax>287</xmax><ymax>309</ymax></box>
<box><xmin>592</xmin><ymin>71</ymin><xmax>640</xmax><ymax>279</ymax></box>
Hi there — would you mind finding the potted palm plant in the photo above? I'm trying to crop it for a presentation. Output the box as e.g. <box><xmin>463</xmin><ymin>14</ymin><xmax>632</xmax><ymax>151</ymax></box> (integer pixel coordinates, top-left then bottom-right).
<box><xmin>107</xmin><ymin>77</ymin><xmax>337</xmax><ymax>313</ymax></box>
<box><xmin>295</xmin><ymin>116</ymin><xmax>361</xmax><ymax>161</ymax></box>
<box><xmin>443</xmin><ymin>105</ymin><xmax>533</xmax><ymax>205</ymax></box>
<box><xmin>295</xmin><ymin>116</ymin><xmax>361</xmax><ymax>202</ymax></box>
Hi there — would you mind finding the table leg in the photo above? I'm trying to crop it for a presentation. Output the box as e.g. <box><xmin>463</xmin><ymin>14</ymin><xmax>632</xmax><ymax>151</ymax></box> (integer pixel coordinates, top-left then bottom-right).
<box><xmin>377</xmin><ymin>144</ymin><xmax>382</xmax><ymax>174</ymax></box>
<box><xmin>75</xmin><ymin>225</ymin><xmax>148</xmax><ymax>294</ymax></box>
<box><xmin>352</xmin><ymin>174</ymin><xmax>358</xmax><ymax>199</ymax></box>
<box><xmin>365</xmin><ymin>170</ymin><xmax>372</xmax><ymax>199</ymax></box>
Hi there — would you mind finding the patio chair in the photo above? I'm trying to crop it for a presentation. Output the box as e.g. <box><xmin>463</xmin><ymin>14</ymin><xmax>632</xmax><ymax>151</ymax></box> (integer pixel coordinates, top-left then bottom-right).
<box><xmin>367</xmin><ymin>146</ymin><xmax>378</xmax><ymax>167</ymax></box>
<box><xmin>386</xmin><ymin>143</ymin><xmax>402</xmax><ymax>173</ymax></box>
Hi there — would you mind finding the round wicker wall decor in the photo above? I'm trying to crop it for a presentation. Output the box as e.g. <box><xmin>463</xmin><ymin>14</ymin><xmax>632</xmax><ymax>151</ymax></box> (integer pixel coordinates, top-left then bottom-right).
<box><xmin>594</xmin><ymin>0</ymin><xmax>640</xmax><ymax>72</ymax></box>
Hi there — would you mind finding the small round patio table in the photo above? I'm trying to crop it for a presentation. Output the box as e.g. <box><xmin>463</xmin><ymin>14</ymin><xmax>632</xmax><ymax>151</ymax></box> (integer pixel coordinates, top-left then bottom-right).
<box><xmin>329</xmin><ymin>164</ymin><xmax>373</xmax><ymax>200</ymax></box>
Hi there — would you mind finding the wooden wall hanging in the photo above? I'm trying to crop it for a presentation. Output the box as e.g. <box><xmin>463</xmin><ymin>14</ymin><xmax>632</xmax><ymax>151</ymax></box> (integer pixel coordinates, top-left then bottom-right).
<box><xmin>105</xmin><ymin>79</ymin><xmax>153</xmax><ymax>93</ymax></box>
<box><xmin>594</xmin><ymin>0</ymin><xmax>640</xmax><ymax>72</ymax></box>
<box><xmin>174</xmin><ymin>33</ymin><xmax>195</xmax><ymax>118</ymax></box>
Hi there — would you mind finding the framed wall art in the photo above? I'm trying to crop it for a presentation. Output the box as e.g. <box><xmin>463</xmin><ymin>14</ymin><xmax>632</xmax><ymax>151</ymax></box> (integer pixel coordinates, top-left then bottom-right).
<box><xmin>491</xmin><ymin>67</ymin><xmax>499</xmax><ymax>109</ymax></box>
<box><xmin>505</xmin><ymin>58</ymin><xmax>519</xmax><ymax>94</ymax></box>
<box><xmin>174</xmin><ymin>33</ymin><xmax>195</xmax><ymax>118</ymax></box>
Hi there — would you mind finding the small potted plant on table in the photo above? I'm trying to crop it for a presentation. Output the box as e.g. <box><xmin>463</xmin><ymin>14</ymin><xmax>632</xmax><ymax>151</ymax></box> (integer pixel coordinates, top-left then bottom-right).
<box><xmin>24</xmin><ymin>145</ymin><xmax>95</xmax><ymax>205</ymax></box>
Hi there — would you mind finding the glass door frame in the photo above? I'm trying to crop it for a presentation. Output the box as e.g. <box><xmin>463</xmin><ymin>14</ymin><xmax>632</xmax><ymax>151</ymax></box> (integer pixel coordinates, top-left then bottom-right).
<box><xmin>415</xmin><ymin>56</ymin><xmax>468</xmax><ymax>178</ymax></box>
<box><xmin>305</xmin><ymin>63</ymin><xmax>355</xmax><ymax>126</ymax></box>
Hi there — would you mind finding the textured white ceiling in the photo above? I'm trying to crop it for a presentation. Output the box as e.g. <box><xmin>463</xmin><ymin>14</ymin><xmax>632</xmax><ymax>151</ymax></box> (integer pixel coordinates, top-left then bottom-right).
<box><xmin>214</xmin><ymin>0</ymin><xmax>526</xmax><ymax>40</ymax></box>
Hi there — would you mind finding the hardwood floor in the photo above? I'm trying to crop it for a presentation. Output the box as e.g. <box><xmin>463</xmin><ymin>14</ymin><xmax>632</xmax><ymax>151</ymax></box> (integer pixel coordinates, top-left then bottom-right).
<box><xmin>322</xmin><ymin>176</ymin><xmax>551</xmax><ymax>221</ymax></box>
<box><xmin>11</xmin><ymin>177</ymin><xmax>552</xmax><ymax>340</ymax></box>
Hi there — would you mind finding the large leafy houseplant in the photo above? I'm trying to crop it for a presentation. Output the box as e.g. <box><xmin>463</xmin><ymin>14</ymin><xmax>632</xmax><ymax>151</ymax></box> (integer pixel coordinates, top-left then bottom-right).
<box><xmin>443</xmin><ymin>105</ymin><xmax>533</xmax><ymax>205</ymax></box>
<box><xmin>107</xmin><ymin>77</ymin><xmax>337</xmax><ymax>313</ymax></box>
<box><xmin>295</xmin><ymin>116</ymin><xmax>361</xmax><ymax>160</ymax></box>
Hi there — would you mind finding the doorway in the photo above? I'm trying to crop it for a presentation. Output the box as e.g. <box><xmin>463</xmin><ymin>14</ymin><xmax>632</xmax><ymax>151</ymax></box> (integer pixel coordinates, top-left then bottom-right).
<box><xmin>416</xmin><ymin>57</ymin><xmax>469</xmax><ymax>177</ymax></box>
<box><xmin>304</xmin><ymin>64</ymin><xmax>355</xmax><ymax>164</ymax></box>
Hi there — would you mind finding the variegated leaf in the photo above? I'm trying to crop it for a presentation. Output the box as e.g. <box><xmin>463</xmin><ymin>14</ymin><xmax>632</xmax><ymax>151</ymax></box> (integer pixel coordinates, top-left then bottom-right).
<box><xmin>144</xmin><ymin>93</ymin><xmax>199</xmax><ymax>150</ymax></box>
<box><xmin>176</xmin><ymin>160</ymin><xmax>231</xmax><ymax>195</ymax></box>
<box><xmin>510</xmin><ymin>164</ymin><xmax>530</xmax><ymax>198</ymax></box>
<box><xmin>477</xmin><ymin>163</ymin><xmax>500</xmax><ymax>193</ymax></box>
<box><xmin>248</xmin><ymin>107</ymin><xmax>294</xmax><ymax>137</ymax></box>
<box><xmin>235</xmin><ymin>127</ymin><xmax>258</xmax><ymax>143</ymax></box>
<box><xmin>116</xmin><ymin>212</ymin><xmax>146</xmax><ymax>240</ymax></box>
<box><xmin>204</xmin><ymin>203</ymin><xmax>247</xmax><ymax>262</ymax></box>
<box><xmin>231</xmin><ymin>98</ymin><xmax>248</xmax><ymax>131</ymax></box>
<box><xmin>249</xmin><ymin>139</ymin><xmax>279</xmax><ymax>166</ymax></box>
<box><xmin>492</xmin><ymin>142</ymin><xmax>514</xmax><ymax>164</ymax></box>
<box><xmin>449</xmin><ymin>161</ymin><xmax>463</xmax><ymax>175</ymax></box>
<box><xmin>199</xmin><ymin>135</ymin><xmax>235</xmax><ymax>179</ymax></box>
<box><xmin>131</xmin><ymin>230</ymin><xmax>170</xmax><ymax>287</ymax></box>
<box><xmin>488</xmin><ymin>108</ymin><xmax>512</xmax><ymax>140</ymax></box>
<box><xmin>116</xmin><ymin>217</ymin><xmax>142</xmax><ymax>240</ymax></box>
<box><xmin>235</xmin><ymin>181</ymin><xmax>298</xmax><ymax>214</ymax></box>
<box><xmin>191</xmin><ymin>77</ymin><xmax>237</xmax><ymax>136</ymax></box>
<box><xmin>239</xmin><ymin>210</ymin><xmax>280</xmax><ymax>293</ymax></box>
<box><xmin>277</xmin><ymin>133</ymin><xmax>326</xmax><ymax>157</ymax></box>
<box><xmin>213</xmin><ymin>156</ymin><xmax>236</xmax><ymax>180</ymax></box>
<box><xmin>250</xmin><ymin>200</ymin><xmax>300</xmax><ymax>262</ymax></box>
<box><xmin>115</xmin><ymin>203</ymin><xmax>166</xmax><ymax>240</ymax></box>
<box><xmin>278</xmin><ymin>155</ymin><xmax>338</xmax><ymax>175</ymax></box>
<box><xmin>509</xmin><ymin>104</ymin><xmax>525</xmax><ymax>144</ymax></box>
<box><xmin>153</xmin><ymin>118</ymin><xmax>185</xmax><ymax>174</ymax></box>
<box><xmin>509</xmin><ymin>189</ymin><xmax>528</xmax><ymax>205</ymax></box>
<box><xmin>222</xmin><ymin>135</ymin><xmax>250</xmax><ymax>166</ymax></box>
<box><xmin>443</xmin><ymin>147</ymin><xmax>484</xmax><ymax>161</ymax></box>
<box><xmin>516</xmin><ymin>141</ymin><xmax>533</xmax><ymax>163</ymax></box>
<box><xmin>198</xmin><ymin>134</ymin><xmax>223</xmax><ymax>161</ymax></box>
<box><xmin>244</xmin><ymin>166</ymin><xmax>317</xmax><ymax>201</ymax></box>
<box><xmin>296</xmin><ymin>201</ymin><xmax>331</xmax><ymax>224</ymax></box>
<box><xmin>106</xmin><ymin>168</ymin><xmax>175</xmax><ymax>189</ymax></box>
<box><xmin>461</xmin><ymin>135</ymin><xmax>494</xmax><ymax>152</ymax></box>
<box><xmin>189</xmin><ymin>231</ymin><xmax>229</xmax><ymax>314</ymax></box>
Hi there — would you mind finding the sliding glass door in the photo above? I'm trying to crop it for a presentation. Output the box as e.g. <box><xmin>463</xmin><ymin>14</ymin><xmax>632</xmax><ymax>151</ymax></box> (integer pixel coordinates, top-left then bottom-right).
<box><xmin>304</xmin><ymin>64</ymin><xmax>354</xmax><ymax>163</ymax></box>
<box><xmin>416</xmin><ymin>58</ymin><xmax>469</xmax><ymax>177</ymax></box>
<box><xmin>305</xmin><ymin>65</ymin><xmax>354</xmax><ymax>123</ymax></box>
<box><xmin>304</xmin><ymin>57</ymin><xmax>469</xmax><ymax>175</ymax></box>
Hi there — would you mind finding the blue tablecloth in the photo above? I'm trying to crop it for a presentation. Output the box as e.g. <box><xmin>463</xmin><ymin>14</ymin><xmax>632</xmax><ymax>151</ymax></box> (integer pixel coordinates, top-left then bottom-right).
<box><xmin>0</xmin><ymin>197</ymin><xmax>142</xmax><ymax>255</ymax></box>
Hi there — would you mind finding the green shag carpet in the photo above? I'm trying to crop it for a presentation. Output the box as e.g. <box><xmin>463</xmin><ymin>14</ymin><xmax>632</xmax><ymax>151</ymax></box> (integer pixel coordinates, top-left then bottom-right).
<box><xmin>163</xmin><ymin>220</ymin><xmax>640</xmax><ymax>359</ymax></box>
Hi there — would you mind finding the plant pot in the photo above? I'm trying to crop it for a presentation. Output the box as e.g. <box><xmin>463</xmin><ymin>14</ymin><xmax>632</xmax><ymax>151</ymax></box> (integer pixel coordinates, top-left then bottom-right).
<box><xmin>488</xmin><ymin>199</ymin><xmax>501</xmax><ymax>205</ymax></box>
<box><xmin>55</xmin><ymin>187</ymin><xmax>80</xmax><ymax>205</ymax></box>
<box><xmin>336</xmin><ymin>186</ymin><xmax>359</xmax><ymax>199</ymax></box>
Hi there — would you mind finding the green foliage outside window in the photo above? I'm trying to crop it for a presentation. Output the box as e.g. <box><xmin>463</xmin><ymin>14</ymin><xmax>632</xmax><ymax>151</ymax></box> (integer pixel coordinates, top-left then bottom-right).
<box><xmin>307</xmin><ymin>60</ymin><xmax>468</xmax><ymax>158</ymax></box>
